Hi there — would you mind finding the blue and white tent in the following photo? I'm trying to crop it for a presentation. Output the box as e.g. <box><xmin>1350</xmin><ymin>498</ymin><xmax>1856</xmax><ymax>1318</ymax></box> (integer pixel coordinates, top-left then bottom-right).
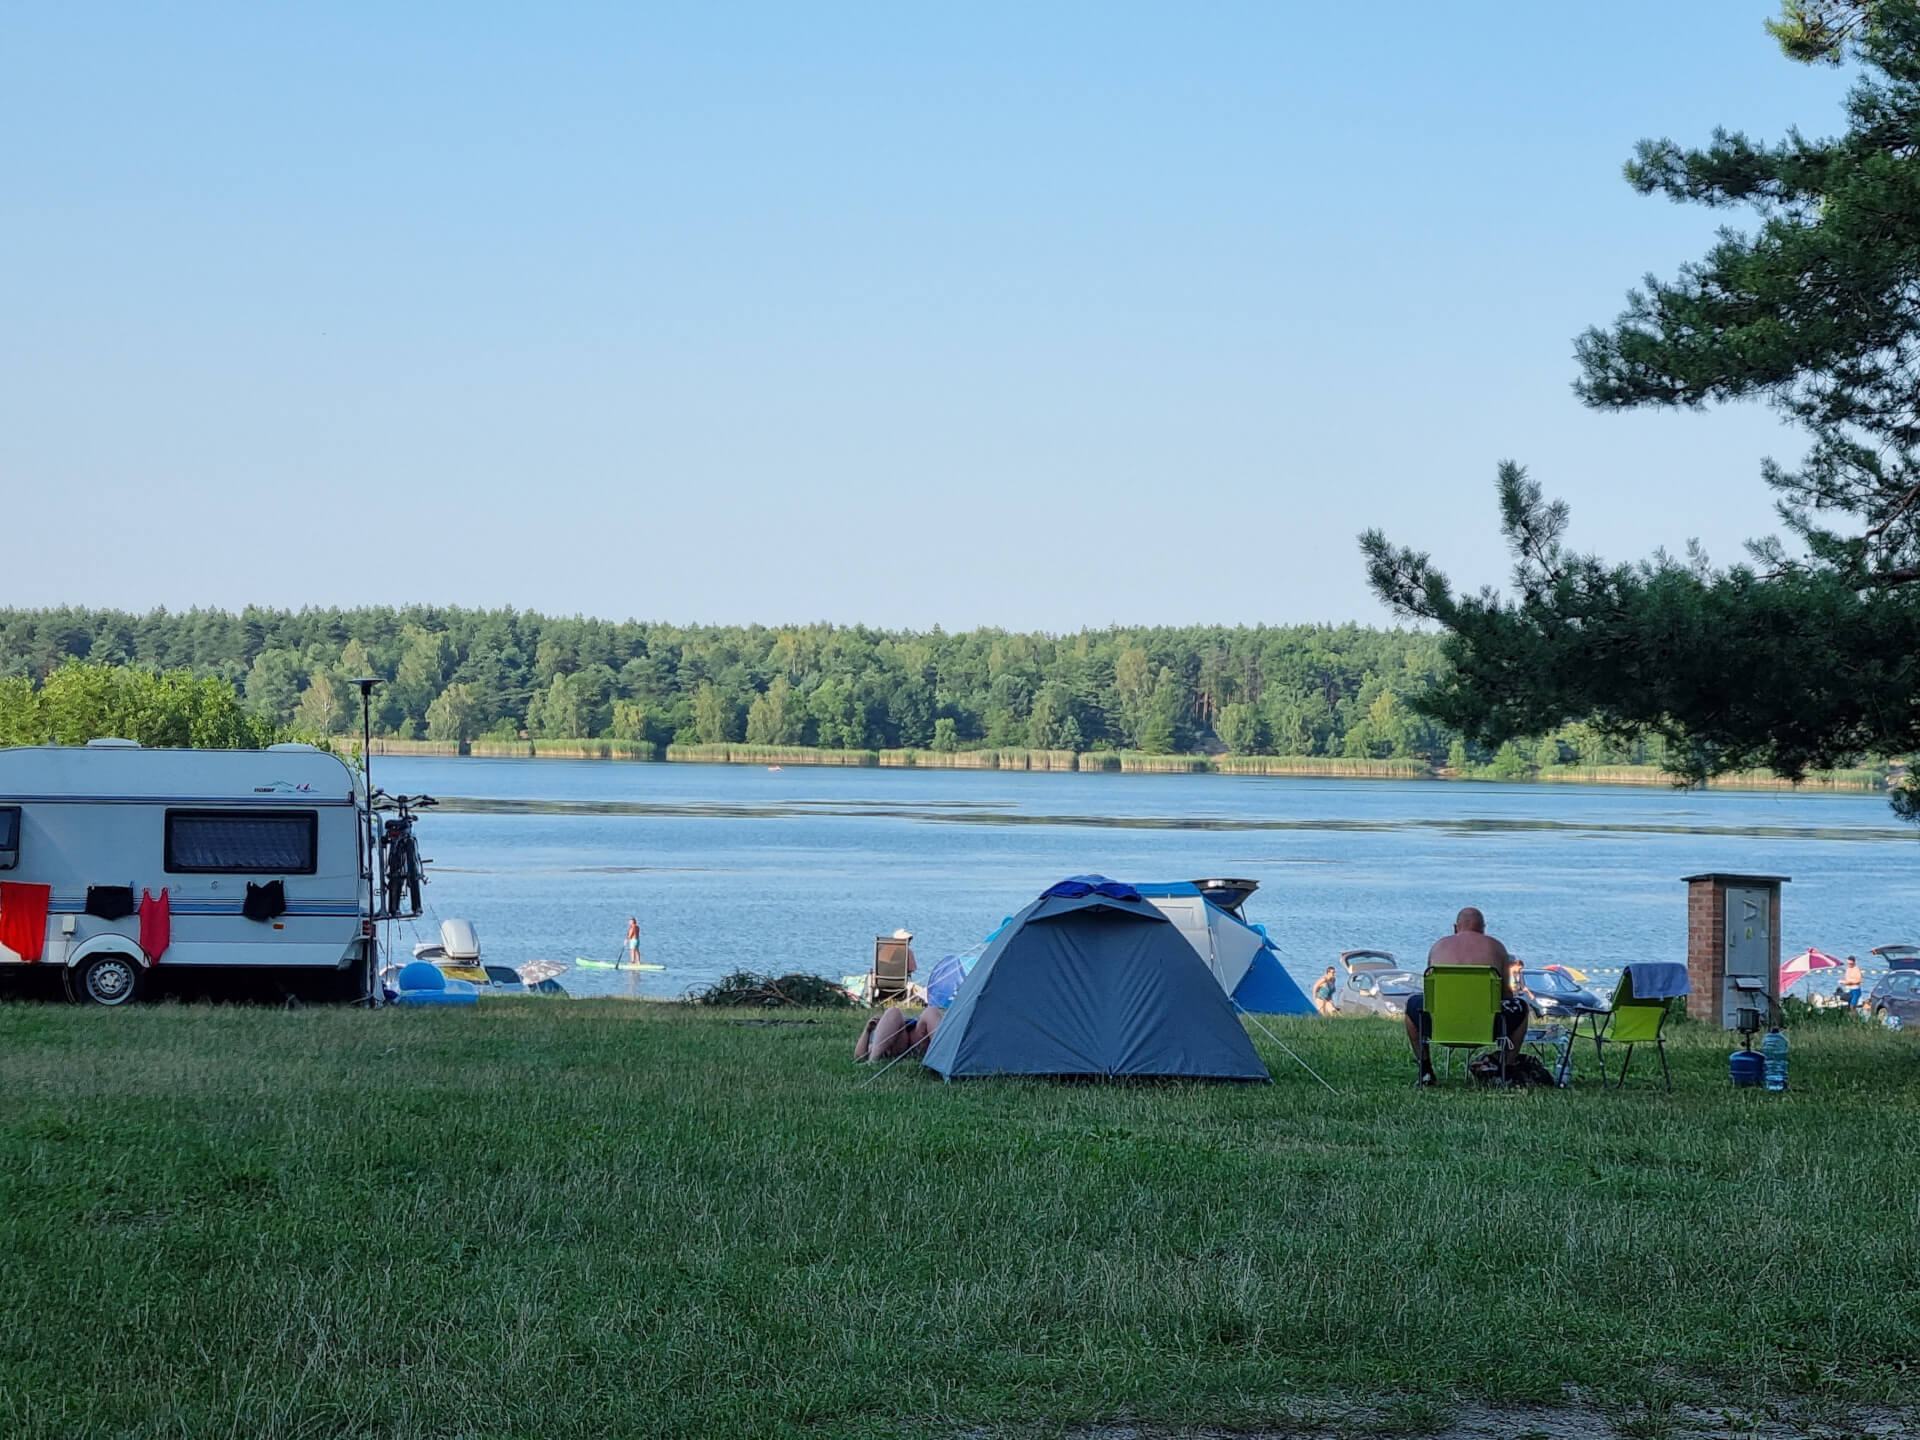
<box><xmin>921</xmin><ymin>877</ymin><xmax>1269</xmax><ymax>1082</ymax></box>
<box><xmin>1134</xmin><ymin>882</ymin><xmax>1313</xmax><ymax>1015</ymax></box>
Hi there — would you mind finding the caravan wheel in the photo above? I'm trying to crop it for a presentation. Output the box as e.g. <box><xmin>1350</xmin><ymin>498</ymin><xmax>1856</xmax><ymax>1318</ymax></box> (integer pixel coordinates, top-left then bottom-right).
<box><xmin>71</xmin><ymin>953</ymin><xmax>143</xmax><ymax>1006</ymax></box>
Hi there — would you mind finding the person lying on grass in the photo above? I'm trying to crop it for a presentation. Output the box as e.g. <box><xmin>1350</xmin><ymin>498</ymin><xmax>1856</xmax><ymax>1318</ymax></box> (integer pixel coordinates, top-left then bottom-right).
<box><xmin>853</xmin><ymin>1005</ymin><xmax>944</xmax><ymax>1062</ymax></box>
<box><xmin>1403</xmin><ymin>906</ymin><xmax>1528</xmax><ymax>1086</ymax></box>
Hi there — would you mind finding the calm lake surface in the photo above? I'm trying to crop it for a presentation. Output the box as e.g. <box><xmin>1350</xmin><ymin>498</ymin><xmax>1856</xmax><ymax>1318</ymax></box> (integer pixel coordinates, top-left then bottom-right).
<box><xmin>372</xmin><ymin>757</ymin><xmax>1920</xmax><ymax>1000</ymax></box>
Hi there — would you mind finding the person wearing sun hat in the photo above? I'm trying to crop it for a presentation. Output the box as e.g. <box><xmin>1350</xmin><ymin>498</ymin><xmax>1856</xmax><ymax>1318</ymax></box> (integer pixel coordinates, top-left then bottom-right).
<box><xmin>853</xmin><ymin>928</ymin><xmax>923</xmax><ymax>1057</ymax></box>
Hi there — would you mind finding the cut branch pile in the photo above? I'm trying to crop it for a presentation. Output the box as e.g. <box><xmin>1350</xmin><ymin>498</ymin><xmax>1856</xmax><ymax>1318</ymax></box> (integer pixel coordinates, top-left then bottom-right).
<box><xmin>690</xmin><ymin>970</ymin><xmax>855</xmax><ymax>1009</ymax></box>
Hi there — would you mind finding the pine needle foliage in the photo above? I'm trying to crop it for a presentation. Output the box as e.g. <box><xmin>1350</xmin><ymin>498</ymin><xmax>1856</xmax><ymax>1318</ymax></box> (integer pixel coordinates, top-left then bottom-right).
<box><xmin>1363</xmin><ymin>7</ymin><xmax>1920</xmax><ymax>809</ymax></box>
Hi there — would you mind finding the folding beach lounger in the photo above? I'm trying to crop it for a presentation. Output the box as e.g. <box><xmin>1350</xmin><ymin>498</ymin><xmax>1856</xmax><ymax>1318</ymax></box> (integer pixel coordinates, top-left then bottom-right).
<box><xmin>869</xmin><ymin>936</ymin><xmax>914</xmax><ymax>1006</ymax></box>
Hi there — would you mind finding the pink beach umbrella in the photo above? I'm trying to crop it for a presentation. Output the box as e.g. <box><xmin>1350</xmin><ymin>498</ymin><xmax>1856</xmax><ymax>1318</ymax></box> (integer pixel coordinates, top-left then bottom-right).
<box><xmin>1780</xmin><ymin>948</ymin><xmax>1842</xmax><ymax>992</ymax></box>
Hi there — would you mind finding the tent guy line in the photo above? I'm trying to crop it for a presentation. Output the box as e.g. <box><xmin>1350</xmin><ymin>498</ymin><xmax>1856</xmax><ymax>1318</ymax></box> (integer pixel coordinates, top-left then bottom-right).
<box><xmin>1235</xmin><ymin>1003</ymin><xmax>1340</xmax><ymax>1095</ymax></box>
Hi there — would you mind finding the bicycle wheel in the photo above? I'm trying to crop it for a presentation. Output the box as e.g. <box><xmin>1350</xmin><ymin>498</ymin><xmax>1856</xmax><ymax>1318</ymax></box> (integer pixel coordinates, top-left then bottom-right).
<box><xmin>404</xmin><ymin>837</ymin><xmax>422</xmax><ymax>915</ymax></box>
<box><xmin>384</xmin><ymin>840</ymin><xmax>408</xmax><ymax>916</ymax></box>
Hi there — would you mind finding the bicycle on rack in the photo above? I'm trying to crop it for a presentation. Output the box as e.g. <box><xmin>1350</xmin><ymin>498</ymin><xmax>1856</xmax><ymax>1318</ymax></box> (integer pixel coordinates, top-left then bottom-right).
<box><xmin>370</xmin><ymin>791</ymin><xmax>437</xmax><ymax>919</ymax></box>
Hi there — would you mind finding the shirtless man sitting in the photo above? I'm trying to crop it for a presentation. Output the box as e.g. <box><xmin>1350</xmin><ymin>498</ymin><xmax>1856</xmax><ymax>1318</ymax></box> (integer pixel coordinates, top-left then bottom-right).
<box><xmin>1404</xmin><ymin>906</ymin><xmax>1530</xmax><ymax>1085</ymax></box>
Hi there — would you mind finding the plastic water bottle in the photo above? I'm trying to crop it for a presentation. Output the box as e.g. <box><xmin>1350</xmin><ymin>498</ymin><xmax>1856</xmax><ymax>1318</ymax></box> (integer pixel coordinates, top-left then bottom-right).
<box><xmin>1555</xmin><ymin>1028</ymin><xmax>1574</xmax><ymax>1087</ymax></box>
<box><xmin>1762</xmin><ymin>1026</ymin><xmax>1790</xmax><ymax>1092</ymax></box>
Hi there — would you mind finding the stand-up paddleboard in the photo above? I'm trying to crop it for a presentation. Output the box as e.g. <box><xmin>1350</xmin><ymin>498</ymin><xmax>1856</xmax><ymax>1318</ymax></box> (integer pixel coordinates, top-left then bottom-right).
<box><xmin>576</xmin><ymin>957</ymin><xmax>665</xmax><ymax>971</ymax></box>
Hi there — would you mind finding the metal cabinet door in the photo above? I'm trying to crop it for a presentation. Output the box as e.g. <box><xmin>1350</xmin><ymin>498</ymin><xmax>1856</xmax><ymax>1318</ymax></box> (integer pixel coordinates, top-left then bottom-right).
<box><xmin>1724</xmin><ymin>885</ymin><xmax>1773</xmax><ymax>1027</ymax></box>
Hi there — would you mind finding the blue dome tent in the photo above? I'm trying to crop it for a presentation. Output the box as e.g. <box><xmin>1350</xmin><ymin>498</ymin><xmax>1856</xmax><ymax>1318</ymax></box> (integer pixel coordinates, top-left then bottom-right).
<box><xmin>921</xmin><ymin>877</ymin><xmax>1269</xmax><ymax>1082</ymax></box>
<box><xmin>1234</xmin><ymin>924</ymin><xmax>1312</xmax><ymax>1014</ymax></box>
<box><xmin>1134</xmin><ymin>882</ymin><xmax>1313</xmax><ymax>1016</ymax></box>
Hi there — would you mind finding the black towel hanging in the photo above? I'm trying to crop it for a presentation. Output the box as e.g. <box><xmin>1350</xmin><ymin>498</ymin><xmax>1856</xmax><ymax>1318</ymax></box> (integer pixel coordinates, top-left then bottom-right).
<box><xmin>85</xmin><ymin>885</ymin><xmax>137</xmax><ymax>920</ymax></box>
<box><xmin>242</xmin><ymin>880</ymin><xmax>287</xmax><ymax>922</ymax></box>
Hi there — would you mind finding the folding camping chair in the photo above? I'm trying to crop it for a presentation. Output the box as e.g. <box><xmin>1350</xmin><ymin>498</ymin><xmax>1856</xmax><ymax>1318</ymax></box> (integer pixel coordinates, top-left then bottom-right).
<box><xmin>1592</xmin><ymin>968</ymin><xmax>1677</xmax><ymax>1092</ymax></box>
<box><xmin>1422</xmin><ymin>964</ymin><xmax>1509</xmax><ymax>1084</ymax></box>
<box><xmin>869</xmin><ymin>936</ymin><xmax>913</xmax><ymax>1006</ymax></box>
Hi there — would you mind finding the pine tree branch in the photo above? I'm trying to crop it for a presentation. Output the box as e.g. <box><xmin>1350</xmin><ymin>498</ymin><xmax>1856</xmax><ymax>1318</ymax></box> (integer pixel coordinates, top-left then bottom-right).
<box><xmin>1863</xmin><ymin>479</ymin><xmax>1920</xmax><ymax>539</ymax></box>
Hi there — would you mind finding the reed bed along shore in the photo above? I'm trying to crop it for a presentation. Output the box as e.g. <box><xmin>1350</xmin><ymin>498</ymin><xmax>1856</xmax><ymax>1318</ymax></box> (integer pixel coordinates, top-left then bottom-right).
<box><xmin>1532</xmin><ymin>763</ymin><xmax>1886</xmax><ymax>792</ymax></box>
<box><xmin>659</xmin><ymin>745</ymin><xmax>1433</xmax><ymax>776</ymax></box>
<box><xmin>336</xmin><ymin>738</ymin><xmax>1887</xmax><ymax>791</ymax></box>
<box><xmin>1</xmin><ymin>1002</ymin><xmax>1914</xmax><ymax>1439</ymax></box>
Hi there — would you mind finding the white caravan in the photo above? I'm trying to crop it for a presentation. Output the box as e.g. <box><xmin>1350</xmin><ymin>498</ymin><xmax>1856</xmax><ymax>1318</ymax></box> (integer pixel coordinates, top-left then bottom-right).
<box><xmin>0</xmin><ymin>741</ymin><xmax>376</xmax><ymax>1004</ymax></box>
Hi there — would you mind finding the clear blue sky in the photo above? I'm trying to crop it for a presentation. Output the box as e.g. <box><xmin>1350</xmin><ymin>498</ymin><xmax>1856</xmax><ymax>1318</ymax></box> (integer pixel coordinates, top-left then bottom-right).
<box><xmin>0</xmin><ymin>2</ymin><xmax>1854</xmax><ymax>630</ymax></box>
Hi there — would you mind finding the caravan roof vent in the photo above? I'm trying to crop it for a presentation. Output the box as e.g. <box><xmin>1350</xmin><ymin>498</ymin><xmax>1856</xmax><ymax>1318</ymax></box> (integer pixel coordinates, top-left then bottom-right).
<box><xmin>266</xmin><ymin>743</ymin><xmax>322</xmax><ymax>752</ymax></box>
<box><xmin>85</xmin><ymin>737</ymin><xmax>140</xmax><ymax>748</ymax></box>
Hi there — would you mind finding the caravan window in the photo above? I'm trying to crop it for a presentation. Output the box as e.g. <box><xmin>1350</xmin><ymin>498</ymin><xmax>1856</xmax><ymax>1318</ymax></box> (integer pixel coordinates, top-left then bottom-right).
<box><xmin>0</xmin><ymin>806</ymin><xmax>17</xmax><ymax>870</ymax></box>
<box><xmin>165</xmin><ymin>810</ymin><xmax>317</xmax><ymax>874</ymax></box>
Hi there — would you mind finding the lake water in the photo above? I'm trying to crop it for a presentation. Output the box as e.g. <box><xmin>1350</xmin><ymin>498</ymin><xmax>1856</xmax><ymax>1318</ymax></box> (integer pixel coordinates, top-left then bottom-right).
<box><xmin>370</xmin><ymin>757</ymin><xmax>1920</xmax><ymax>1001</ymax></box>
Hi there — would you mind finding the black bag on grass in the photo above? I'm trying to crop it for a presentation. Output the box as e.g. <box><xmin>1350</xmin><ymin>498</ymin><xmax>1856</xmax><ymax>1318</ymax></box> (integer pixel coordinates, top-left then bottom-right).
<box><xmin>1469</xmin><ymin>1052</ymin><xmax>1557</xmax><ymax>1087</ymax></box>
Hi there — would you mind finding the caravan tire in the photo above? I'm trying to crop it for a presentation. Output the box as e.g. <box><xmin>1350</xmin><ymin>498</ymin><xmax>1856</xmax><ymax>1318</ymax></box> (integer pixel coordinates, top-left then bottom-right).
<box><xmin>70</xmin><ymin>953</ymin><xmax>143</xmax><ymax>1007</ymax></box>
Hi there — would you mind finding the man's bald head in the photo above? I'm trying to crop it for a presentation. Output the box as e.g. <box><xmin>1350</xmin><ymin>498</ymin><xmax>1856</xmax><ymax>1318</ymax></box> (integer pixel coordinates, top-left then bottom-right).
<box><xmin>1454</xmin><ymin>907</ymin><xmax>1486</xmax><ymax>934</ymax></box>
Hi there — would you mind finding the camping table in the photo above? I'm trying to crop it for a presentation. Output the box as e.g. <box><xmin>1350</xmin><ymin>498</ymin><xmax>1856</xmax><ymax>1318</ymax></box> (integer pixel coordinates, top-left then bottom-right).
<box><xmin>1522</xmin><ymin>1023</ymin><xmax>1566</xmax><ymax>1066</ymax></box>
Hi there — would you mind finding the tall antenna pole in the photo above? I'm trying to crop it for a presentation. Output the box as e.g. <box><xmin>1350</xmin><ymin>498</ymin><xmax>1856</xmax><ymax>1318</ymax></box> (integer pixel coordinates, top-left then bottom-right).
<box><xmin>350</xmin><ymin>677</ymin><xmax>380</xmax><ymax>1002</ymax></box>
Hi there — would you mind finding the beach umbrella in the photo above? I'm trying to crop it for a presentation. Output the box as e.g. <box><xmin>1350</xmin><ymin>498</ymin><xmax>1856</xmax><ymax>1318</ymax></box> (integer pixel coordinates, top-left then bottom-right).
<box><xmin>1780</xmin><ymin>947</ymin><xmax>1842</xmax><ymax>992</ymax></box>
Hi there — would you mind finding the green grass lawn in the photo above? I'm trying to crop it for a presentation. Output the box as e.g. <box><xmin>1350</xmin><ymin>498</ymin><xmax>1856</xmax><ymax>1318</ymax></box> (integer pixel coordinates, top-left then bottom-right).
<box><xmin>2</xmin><ymin>1002</ymin><xmax>1916</xmax><ymax>1439</ymax></box>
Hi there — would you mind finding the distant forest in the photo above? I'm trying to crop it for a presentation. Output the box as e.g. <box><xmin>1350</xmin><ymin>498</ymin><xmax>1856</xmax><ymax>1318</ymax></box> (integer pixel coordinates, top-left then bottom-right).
<box><xmin>0</xmin><ymin>606</ymin><xmax>1675</xmax><ymax>769</ymax></box>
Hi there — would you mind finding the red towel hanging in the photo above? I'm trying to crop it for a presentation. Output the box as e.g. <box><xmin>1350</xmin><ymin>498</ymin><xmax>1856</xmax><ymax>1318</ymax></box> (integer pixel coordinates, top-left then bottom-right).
<box><xmin>0</xmin><ymin>882</ymin><xmax>51</xmax><ymax>963</ymax></box>
<box><xmin>139</xmin><ymin>888</ymin><xmax>171</xmax><ymax>964</ymax></box>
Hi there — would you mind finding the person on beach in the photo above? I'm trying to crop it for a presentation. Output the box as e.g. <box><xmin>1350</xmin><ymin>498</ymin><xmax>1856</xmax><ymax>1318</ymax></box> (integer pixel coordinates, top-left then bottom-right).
<box><xmin>854</xmin><ymin>1005</ymin><xmax>942</xmax><ymax>1061</ymax></box>
<box><xmin>1404</xmin><ymin>907</ymin><xmax>1528</xmax><ymax>1085</ymax></box>
<box><xmin>1311</xmin><ymin>966</ymin><xmax>1338</xmax><ymax>1017</ymax></box>
<box><xmin>1845</xmin><ymin>955</ymin><xmax>1865</xmax><ymax>1009</ymax></box>
<box><xmin>625</xmin><ymin>916</ymin><xmax>641</xmax><ymax>967</ymax></box>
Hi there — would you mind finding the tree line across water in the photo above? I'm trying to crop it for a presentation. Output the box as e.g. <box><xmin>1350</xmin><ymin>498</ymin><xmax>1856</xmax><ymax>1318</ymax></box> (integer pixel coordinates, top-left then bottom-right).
<box><xmin>0</xmin><ymin>605</ymin><xmax>1693</xmax><ymax>774</ymax></box>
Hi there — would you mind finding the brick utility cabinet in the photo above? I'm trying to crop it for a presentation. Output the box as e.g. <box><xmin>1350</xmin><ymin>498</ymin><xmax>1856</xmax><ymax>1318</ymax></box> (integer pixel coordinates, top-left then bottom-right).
<box><xmin>1683</xmin><ymin>872</ymin><xmax>1787</xmax><ymax>1028</ymax></box>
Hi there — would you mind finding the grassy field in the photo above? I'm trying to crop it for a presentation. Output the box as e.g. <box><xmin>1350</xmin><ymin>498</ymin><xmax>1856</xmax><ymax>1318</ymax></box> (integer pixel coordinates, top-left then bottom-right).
<box><xmin>2</xmin><ymin>1003</ymin><xmax>1916</xmax><ymax>1439</ymax></box>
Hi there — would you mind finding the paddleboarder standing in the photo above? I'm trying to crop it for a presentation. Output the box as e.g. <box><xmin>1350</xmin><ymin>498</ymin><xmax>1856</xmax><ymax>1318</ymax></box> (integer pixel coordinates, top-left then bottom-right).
<box><xmin>625</xmin><ymin>917</ymin><xmax>641</xmax><ymax>968</ymax></box>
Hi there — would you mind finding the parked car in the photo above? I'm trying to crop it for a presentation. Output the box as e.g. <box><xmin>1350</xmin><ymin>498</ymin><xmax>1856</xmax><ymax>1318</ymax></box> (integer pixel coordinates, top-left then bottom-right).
<box><xmin>1867</xmin><ymin>969</ymin><xmax>1920</xmax><ymax>1029</ymax></box>
<box><xmin>1336</xmin><ymin>949</ymin><xmax>1421</xmax><ymax>1017</ymax></box>
<box><xmin>482</xmin><ymin>964</ymin><xmax>527</xmax><ymax>995</ymax></box>
<box><xmin>1871</xmin><ymin>943</ymin><xmax>1920</xmax><ymax>971</ymax></box>
<box><xmin>1518</xmin><ymin>966</ymin><xmax>1606</xmax><ymax>1019</ymax></box>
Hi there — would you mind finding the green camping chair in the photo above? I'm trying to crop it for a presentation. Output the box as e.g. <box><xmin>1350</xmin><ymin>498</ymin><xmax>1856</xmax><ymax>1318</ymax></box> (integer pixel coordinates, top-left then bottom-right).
<box><xmin>1594</xmin><ymin>969</ymin><xmax>1676</xmax><ymax>1091</ymax></box>
<box><xmin>1423</xmin><ymin>964</ymin><xmax>1509</xmax><ymax>1083</ymax></box>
